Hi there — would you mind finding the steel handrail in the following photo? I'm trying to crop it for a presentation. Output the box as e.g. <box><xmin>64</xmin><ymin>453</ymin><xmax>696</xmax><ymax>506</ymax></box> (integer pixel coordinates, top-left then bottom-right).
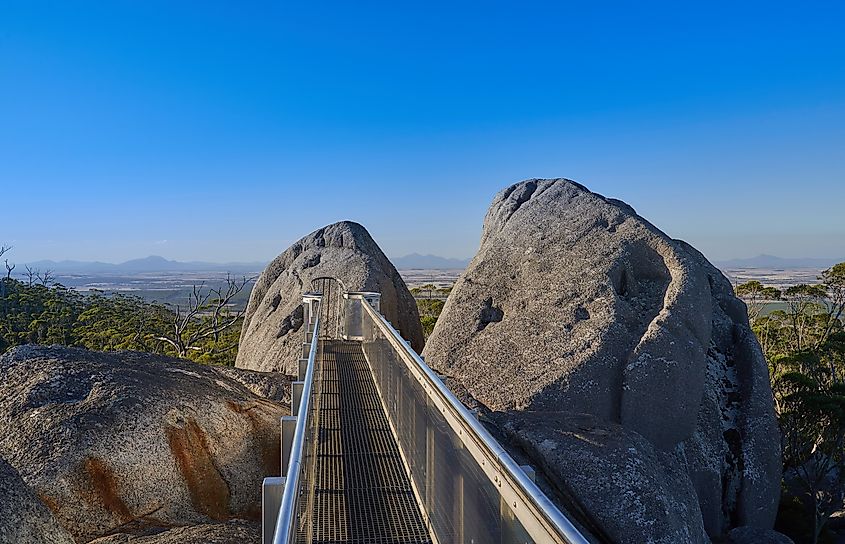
<box><xmin>273</xmin><ymin>311</ymin><xmax>321</xmax><ymax>544</ymax></box>
<box><xmin>361</xmin><ymin>300</ymin><xmax>589</xmax><ymax>544</ymax></box>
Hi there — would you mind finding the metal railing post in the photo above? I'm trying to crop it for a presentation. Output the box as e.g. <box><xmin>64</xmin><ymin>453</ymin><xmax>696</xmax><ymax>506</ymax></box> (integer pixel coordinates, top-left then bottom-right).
<box><xmin>265</xmin><ymin>292</ymin><xmax>323</xmax><ymax>544</ymax></box>
<box><xmin>291</xmin><ymin>382</ymin><xmax>304</xmax><ymax>416</ymax></box>
<box><xmin>262</xmin><ymin>477</ymin><xmax>286</xmax><ymax>544</ymax></box>
<box><xmin>274</xmin><ymin>355</ymin><xmax>318</xmax><ymax>542</ymax></box>
<box><xmin>281</xmin><ymin>416</ymin><xmax>297</xmax><ymax>471</ymax></box>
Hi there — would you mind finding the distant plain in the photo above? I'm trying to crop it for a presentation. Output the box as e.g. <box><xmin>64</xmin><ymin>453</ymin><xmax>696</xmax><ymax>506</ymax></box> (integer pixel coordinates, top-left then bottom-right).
<box><xmin>33</xmin><ymin>266</ymin><xmax>828</xmax><ymax>313</ymax></box>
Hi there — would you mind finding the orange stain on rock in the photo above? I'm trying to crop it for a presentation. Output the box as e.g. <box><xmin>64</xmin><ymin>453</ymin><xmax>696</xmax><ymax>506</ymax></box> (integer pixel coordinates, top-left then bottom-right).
<box><xmin>37</xmin><ymin>492</ymin><xmax>61</xmax><ymax>515</ymax></box>
<box><xmin>225</xmin><ymin>399</ymin><xmax>282</xmax><ymax>476</ymax></box>
<box><xmin>83</xmin><ymin>457</ymin><xmax>132</xmax><ymax>521</ymax></box>
<box><xmin>165</xmin><ymin>417</ymin><xmax>231</xmax><ymax>520</ymax></box>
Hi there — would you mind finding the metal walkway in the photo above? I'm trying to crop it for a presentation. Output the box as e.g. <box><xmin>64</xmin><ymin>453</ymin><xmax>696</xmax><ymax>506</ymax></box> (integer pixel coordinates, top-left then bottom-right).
<box><xmin>307</xmin><ymin>340</ymin><xmax>431</xmax><ymax>544</ymax></box>
<box><xmin>265</xmin><ymin>290</ymin><xmax>589</xmax><ymax>544</ymax></box>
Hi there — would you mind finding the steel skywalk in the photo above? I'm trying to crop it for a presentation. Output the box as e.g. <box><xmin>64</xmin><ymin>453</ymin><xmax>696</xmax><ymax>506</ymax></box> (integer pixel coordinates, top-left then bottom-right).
<box><xmin>262</xmin><ymin>286</ymin><xmax>589</xmax><ymax>544</ymax></box>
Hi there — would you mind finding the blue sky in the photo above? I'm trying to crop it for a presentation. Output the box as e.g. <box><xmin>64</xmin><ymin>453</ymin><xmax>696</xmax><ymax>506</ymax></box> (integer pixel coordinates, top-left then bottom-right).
<box><xmin>1</xmin><ymin>1</ymin><xmax>843</xmax><ymax>263</ymax></box>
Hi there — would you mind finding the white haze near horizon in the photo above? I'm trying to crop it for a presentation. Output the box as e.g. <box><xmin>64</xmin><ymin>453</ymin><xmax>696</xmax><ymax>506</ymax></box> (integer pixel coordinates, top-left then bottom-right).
<box><xmin>5</xmin><ymin>194</ymin><xmax>843</xmax><ymax>266</ymax></box>
<box><xmin>7</xmin><ymin>252</ymin><xmax>844</xmax><ymax>272</ymax></box>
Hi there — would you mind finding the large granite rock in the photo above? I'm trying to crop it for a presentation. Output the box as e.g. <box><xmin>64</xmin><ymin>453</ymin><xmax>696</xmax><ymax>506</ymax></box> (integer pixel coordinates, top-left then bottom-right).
<box><xmin>211</xmin><ymin>366</ymin><xmax>293</xmax><ymax>404</ymax></box>
<box><xmin>727</xmin><ymin>526</ymin><xmax>795</xmax><ymax>544</ymax></box>
<box><xmin>236</xmin><ymin>221</ymin><xmax>424</xmax><ymax>373</ymax></box>
<box><xmin>0</xmin><ymin>346</ymin><xmax>287</xmax><ymax>543</ymax></box>
<box><xmin>88</xmin><ymin>520</ymin><xmax>259</xmax><ymax>543</ymax></box>
<box><xmin>423</xmin><ymin>179</ymin><xmax>781</xmax><ymax>537</ymax></box>
<box><xmin>500</xmin><ymin>412</ymin><xmax>709</xmax><ymax>544</ymax></box>
<box><xmin>0</xmin><ymin>456</ymin><xmax>74</xmax><ymax>544</ymax></box>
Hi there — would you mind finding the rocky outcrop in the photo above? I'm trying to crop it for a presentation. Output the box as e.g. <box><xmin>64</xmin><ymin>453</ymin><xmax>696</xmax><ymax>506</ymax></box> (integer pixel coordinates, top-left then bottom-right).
<box><xmin>88</xmin><ymin>520</ymin><xmax>259</xmax><ymax>543</ymax></box>
<box><xmin>727</xmin><ymin>526</ymin><xmax>795</xmax><ymax>544</ymax></box>
<box><xmin>500</xmin><ymin>412</ymin><xmax>709</xmax><ymax>544</ymax></box>
<box><xmin>0</xmin><ymin>346</ymin><xmax>287</xmax><ymax>543</ymax></box>
<box><xmin>0</xmin><ymin>456</ymin><xmax>74</xmax><ymax>544</ymax></box>
<box><xmin>423</xmin><ymin>179</ymin><xmax>781</xmax><ymax>538</ymax></box>
<box><xmin>211</xmin><ymin>367</ymin><xmax>293</xmax><ymax>404</ymax></box>
<box><xmin>236</xmin><ymin>221</ymin><xmax>423</xmax><ymax>373</ymax></box>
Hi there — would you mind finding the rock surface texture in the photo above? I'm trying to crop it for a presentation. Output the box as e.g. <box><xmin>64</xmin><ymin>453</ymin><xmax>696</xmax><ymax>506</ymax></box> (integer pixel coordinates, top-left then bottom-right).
<box><xmin>88</xmin><ymin>520</ymin><xmax>259</xmax><ymax>543</ymax></box>
<box><xmin>727</xmin><ymin>526</ymin><xmax>795</xmax><ymax>544</ymax></box>
<box><xmin>423</xmin><ymin>179</ymin><xmax>781</xmax><ymax>540</ymax></box>
<box><xmin>500</xmin><ymin>412</ymin><xmax>709</xmax><ymax>544</ymax></box>
<box><xmin>236</xmin><ymin>221</ymin><xmax>424</xmax><ymax>374</ymax></box>
<box><xmin>0</xmin><ymin>456</ymin><xmax>74</xmax><ymax>544</ymax></box>
<box><xmin>0</xmin><ymin>346</ymin><xmax>287</xmax><ymax>543</ymax></box>
<box><xmin>211</xmin><ymin>366</ymin><xmax>292</xmax><ymax>404</ymax></box>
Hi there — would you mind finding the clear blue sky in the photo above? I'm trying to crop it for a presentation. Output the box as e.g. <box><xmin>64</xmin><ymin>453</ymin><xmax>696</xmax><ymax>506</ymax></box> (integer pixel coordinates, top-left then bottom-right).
<box><xmin>2</xmin><ymin>1</ymin><xmax>843</xmax><ymax>263</ymax></box>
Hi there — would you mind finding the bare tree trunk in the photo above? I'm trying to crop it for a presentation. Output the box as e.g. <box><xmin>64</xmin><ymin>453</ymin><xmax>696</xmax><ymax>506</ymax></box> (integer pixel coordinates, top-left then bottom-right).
<box><xmin>155</xmin><ymin>275</ymin><xmax>248</xmax><ymax>359</ymax></box>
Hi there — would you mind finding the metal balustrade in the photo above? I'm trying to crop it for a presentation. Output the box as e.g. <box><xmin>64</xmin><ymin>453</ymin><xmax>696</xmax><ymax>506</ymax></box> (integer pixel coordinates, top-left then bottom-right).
<box><xmin>262</xmin><ymin>288</ymin><xmax>589</xmax><ymax>544</ymax></box>
<box><xmin>263</xmin><ymin>293</ymin><xmax>322</xmax><ymax>544</ymax></box>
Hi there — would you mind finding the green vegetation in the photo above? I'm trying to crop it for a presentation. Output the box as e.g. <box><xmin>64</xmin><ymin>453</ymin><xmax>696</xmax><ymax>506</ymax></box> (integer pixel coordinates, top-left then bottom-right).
<box><xmin>410</xmin><ymin>284</ymin><xmax>452</xmax><ymax>298</ymax></box>
<box><xmin>0</xmin><ymin>246</ymin><xmax>244</xmax><ymax>365</ymax></box>
<box><xmin>739</xmin><ymin>263</ymin><xmax>845</xmax><ymax>544</ymax></box>
<box><xmin>417</xmin><ymin>298</ymin><xmax>445</xmax><ymax>338</ymax></box>
<box><xmin>411</xmin><ymin>283</ymin><xmax>451</xmax><ymax>339</ymax></box>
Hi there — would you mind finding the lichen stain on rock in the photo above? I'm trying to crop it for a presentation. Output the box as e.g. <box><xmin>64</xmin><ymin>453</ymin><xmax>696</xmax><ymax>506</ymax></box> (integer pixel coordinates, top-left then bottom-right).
<box><xmin>165</xmin><ymin>417</ymin><xmax>231</xmax><ymax>521</ymax></box>
<box><xmin>226</xmin><ymin>399</ymin><xmax>281</xmax><ymax>477</ymax></box>
<box><xmin>37</xmin><ymin>491</ymin><xmax>61</xmax><ymax>516</ymax></box>
<box><xmin>83</xmin><ymin>457</ymin><xmax>132</xmax><ymax>521</ymax></box>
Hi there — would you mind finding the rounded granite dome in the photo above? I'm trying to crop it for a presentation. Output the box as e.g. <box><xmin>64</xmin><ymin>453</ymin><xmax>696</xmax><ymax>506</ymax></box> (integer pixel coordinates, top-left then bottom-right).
<box><xmin>236</xmin><ymin>221</ymin><xmax>424</xmax><ymax>374</ymax></box>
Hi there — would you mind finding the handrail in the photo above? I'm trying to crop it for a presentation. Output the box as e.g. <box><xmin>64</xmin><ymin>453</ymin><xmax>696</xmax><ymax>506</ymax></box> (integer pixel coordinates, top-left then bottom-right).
<box><xmin>272</xmin><ymin>310</ymin><xmax>320</xmax><ymax>544</ymax></box>
<box><xmin>361</xmin><ymin>300</ymin><xmax>589</xmax><ymax>544</ymax></box>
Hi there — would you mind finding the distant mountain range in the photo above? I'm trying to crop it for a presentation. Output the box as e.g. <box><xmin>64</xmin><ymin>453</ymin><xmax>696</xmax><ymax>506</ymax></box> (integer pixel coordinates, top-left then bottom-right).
<box><xmin>715</xmin><ymin>254</ymin><xmax>842</xmax><ymax>269</ymax></box>
<box><xmin>23</xmin><ymin>253</ymin><xmax>837</xmax><ymax>275</ymax></box>
<box><xmin>391</xmin><ymin>253</ymin><xmax>470</xmax><ymax>269</ymax></box>
<box><xmin>22</xmin><ymin>255</ymin><xmax>266</xmax><ymax>274</ymax></box>
<box><xmin>21</xmin><ymin>253</ymin><xmax>471</xmax><ymax>274</ymax></box>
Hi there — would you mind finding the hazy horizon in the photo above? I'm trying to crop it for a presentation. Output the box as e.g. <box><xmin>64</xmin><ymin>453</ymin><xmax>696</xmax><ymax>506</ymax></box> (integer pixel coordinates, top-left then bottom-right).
<box><xmin>3</xmin><ymin>3</ymin><xmax>843</xmax><ymax>264</ymax></box>
<box><xmin>3</xmin><ymin>224</ymin><xmax>845</xmax><ymax>266</ymax></box>
<box><xmin>5</xmin><ymin>251</ymin><xmax>844</xmax><ymax>270</ymax></box>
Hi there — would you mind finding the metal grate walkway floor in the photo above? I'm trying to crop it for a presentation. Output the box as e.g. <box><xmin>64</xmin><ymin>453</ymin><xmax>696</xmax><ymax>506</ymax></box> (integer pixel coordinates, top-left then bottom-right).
<box><xmin>307</xmin><ymin>340</ymin><xmax>431</xmax><ymax>544</ymax></box>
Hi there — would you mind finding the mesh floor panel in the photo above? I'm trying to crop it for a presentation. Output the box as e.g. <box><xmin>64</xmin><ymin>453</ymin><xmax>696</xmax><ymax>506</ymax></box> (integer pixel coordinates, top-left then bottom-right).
<box><xmin>306</xmin><ymin>340</ymin><xmax>431</xmax><ymax>544</ymax></box>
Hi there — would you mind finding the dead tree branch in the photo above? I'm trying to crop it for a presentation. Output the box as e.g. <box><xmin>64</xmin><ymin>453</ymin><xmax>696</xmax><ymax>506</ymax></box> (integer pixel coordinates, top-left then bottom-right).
<box><xmin>155</xmin><ymin>275</ymin><xmax>248</xmax><ymax>358</ymax></box>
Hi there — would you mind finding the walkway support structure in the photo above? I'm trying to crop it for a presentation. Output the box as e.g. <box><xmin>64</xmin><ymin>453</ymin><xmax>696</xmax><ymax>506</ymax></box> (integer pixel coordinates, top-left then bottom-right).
<box><xmin>355</xmin><ymin>295</ymin><xmax>588</xmax><ymax>544</ymax></box>
<box><xmin>263</xmin><ymin>293</ymin><xmax>321</xmax><ymax>543</ymax></box>
<box><xmin>264</xmin><ymin>288</ymin><xmax>590</xmax><ymax>544</ymax></box>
